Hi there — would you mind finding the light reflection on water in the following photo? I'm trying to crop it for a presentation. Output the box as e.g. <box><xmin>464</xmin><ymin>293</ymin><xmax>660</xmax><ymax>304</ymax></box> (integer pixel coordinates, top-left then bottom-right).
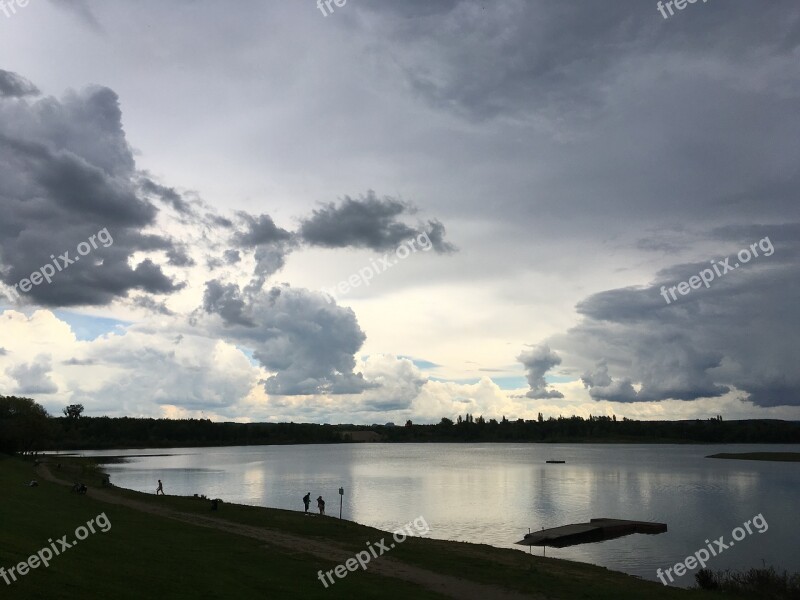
<box><xmin>75</xmin><ymin>443</ymin><xmax>800</xmax><ymax>587</ymax></box>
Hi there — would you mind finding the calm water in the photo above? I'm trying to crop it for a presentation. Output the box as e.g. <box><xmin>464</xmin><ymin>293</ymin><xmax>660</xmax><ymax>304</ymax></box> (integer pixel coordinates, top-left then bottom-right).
<box><xmin>74</xmin><ymin>443</ymin><xmax>800</xmax><ymax>587</ymax></box>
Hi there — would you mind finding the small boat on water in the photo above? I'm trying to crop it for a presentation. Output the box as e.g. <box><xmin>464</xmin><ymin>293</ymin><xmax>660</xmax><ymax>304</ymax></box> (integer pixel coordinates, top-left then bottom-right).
<box><xmin>545</xmin><ymin>460</ymin><xmax>565</xmax><ymax>463</ymax></box>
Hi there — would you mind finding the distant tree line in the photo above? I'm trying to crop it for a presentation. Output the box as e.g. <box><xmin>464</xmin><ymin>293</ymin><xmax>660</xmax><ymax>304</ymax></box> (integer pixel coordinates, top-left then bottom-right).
<box><xmin>1</xmin><ymin>395</ymin><xmax>799</xmax><ymax>453</ymax></box>
<box><xmin>385</xmin><ymin>413</ymin><xmax>800</xmax><ymax>444</ymax></box>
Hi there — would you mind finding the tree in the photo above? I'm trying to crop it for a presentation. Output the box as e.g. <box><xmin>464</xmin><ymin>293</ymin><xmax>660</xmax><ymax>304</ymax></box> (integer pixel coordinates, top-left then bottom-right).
<box><xmin>63</xmin><ymin>404</ymin><xmax>85</xmax><ymax>419</ymax></box>
<box><xmin>405</xmin><ymin>420</ymin><xmax>413</xmax><ymax>427</ymax></box>
<box><xmin>0</xmin><ymin>396</ymin><xmax>50</xmax><ymax>455</ymax></box>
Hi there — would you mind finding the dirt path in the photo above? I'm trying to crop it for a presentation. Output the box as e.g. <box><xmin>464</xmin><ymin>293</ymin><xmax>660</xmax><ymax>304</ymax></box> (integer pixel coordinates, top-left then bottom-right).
<box><xmin>37</xmin><ymin>464</ymin><xmax>541</xmax><ymax>600</ymax></box>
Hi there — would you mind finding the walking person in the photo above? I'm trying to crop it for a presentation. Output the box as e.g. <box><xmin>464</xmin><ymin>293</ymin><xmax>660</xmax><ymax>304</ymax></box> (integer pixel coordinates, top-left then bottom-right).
<box><xmin>156</xmin><ymin>479</ymin><xmax>164</xmax><ymax>495</ymax></box>
<box><xmin>303</xmin><ymin>492</ymin><xmax>311</xmax><ymax>514</ymax></box>
<box><xmin>317</xmin><ymin>495</ymin><xmax>325</xmax><ymax>516</ymax></box>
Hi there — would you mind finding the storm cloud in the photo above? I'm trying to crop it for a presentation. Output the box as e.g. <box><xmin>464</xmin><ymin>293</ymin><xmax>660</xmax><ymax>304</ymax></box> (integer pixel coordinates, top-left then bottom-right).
<box><xmin>299</xmin><ymin>191</ymin><xmax>455</xmax><ymax>253</ymax></box>
<box><xmin>201</xmin><ymin>283</ymin><xmax>373</xmax><ymax>396</ymax></box>
<box><xmin>552</xmin><ymin>224</ymin><xmax>800</xmax><ymax>407</ymax></box>
<box><xmin>0</xmin><ymin>74</ymin><xmax>184</xmax><ymax>306</ymax></box>
<box><xmin>0</xmin><ymin>69</ymin><xmax>39</xmax><ymax>98</ymax></box>
<box><xmin>1</xmin><ymin>1</ymin><xmax>798</xmax><ymax>422</ymax></box>
<box><xmin>518</xmin><ymin>344</ymin><xmax>564</xmax><ymax>400</ymax></box>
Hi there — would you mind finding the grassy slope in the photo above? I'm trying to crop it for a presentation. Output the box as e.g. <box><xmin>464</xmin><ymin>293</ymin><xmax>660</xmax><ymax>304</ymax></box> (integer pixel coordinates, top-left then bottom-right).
<box><xmin>1</xmin><ymin>456</ymin><xmax>748</xmax><ymax>599</ymax></box>
<box><xmin>0</xmin><ymin>456</ymin><xmax>445</xmax><ymax>600</ymax></box>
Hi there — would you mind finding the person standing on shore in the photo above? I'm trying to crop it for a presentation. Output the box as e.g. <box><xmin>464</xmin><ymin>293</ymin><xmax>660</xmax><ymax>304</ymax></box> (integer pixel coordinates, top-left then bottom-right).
<box><xmin>303</xmin><ymin>492</ymin><xmax>311</xmax><ymax>513</ymax></box>
<box><xmin>156</xmin><ymin>479</ymin><xmax>164</xmax><ymax>495</ymax></box>
<box><xmin>317</xmin><ymin>495</ymin><xmax>325</xmax><ymax>516</ymax></box>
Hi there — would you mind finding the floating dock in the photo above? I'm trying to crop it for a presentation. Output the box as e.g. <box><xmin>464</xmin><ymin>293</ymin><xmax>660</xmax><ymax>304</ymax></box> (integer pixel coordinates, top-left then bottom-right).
<box><xmin>516</xmin><ymin>518</ymin><xmax>667</xmax><ymax>548</ymax></box>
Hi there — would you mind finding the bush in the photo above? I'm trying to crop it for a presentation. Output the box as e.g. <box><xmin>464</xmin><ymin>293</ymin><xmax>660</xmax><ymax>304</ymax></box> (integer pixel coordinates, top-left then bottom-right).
<box><xmin>0</xmin><ymin>396</ymin><xmax>51</xmax><ymax>455</ymax></box>
<box><xmin>694</xmin><ymin>566</ymin><xmax>800</xmax><ymax>599</ymax></box>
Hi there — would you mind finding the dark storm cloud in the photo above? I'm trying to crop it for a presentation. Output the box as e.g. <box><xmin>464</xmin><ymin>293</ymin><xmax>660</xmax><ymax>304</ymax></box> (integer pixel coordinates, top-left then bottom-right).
<box><xmin>554</xmin><ymin>224</ymin><xmax>800</xmax><ymax>407</ymax></box>
<box><xmin>140</xmin><ymin>296</ymin><xmax>175</xmax><ymax>317</ymax></box>
<box><xmin>139</xmin><ymin>178</ymin><xmax>194</xmax><ymax>215</ymax></box>
<box><xmin>0</xmin><ymin>74</ymin><xmax>184</xmax><ymax>307</ymax></box>
<box><xmin>361</xmin><ymin>0</ymin><xmax>800</xmax><ymax>251</ymax></box>
<box><xmin>518</xmin><ymin>344</ymin><xmax>564</xmax><ymax>399</ymax></box>
<box><xmin>365</xmin><ymin>0</ymin><xmax>800</xmax><ymax>121</ymax></box>
<box><xmin>0</xmin><ymin>66</ymin><xmax>457</xmax><ymax>312</ymax></box>
<box><xmin>206</xmin><ymin>213</ymin><xmax>234</xmax><ymax>228</ymax></box>
<box><xmin>166</xmin><ymin>246</ymin><xmax>195</xmax><ymax>267</ymax></box>
<box><xmin>424</xmin><ymin>219</ymin><xmax>456</xmax><ymax>253</ymax></box>
<box><xmin>0</xmin><ymin>70</ymin><xmax>39</xmax><ymax>98</ymax></box>
<box><xmin>202</xmin><ymin>280</ymin><xmax>254</xmax><ymax>327</ymax></box>
<box><xmin>299</xmin><ymin>191</ymin><xmax>455</xmax><ymax>253</ymax></box>
<box><xmin>581</xmin><ymin>361</ymin><xmax>638</xmax><ymax>403</ymax></box>
<box><xmin>234</xmin><ymin>212</ymin><xmax>293</xmax><ymax>247</ymax></box>
<box><xmin>201</xmin><ymin>283</ymin><xmax>372</xmax><ymax>396</ymax></box>
<box><xmin>223</xmin><ymin>249</ymin><xmax>241</xmax><ymax>264</ymax></box>
<box><xmin>228</xmin><ymin>212</ymin><xmax>296</xmax><ymax>292</ymax></box>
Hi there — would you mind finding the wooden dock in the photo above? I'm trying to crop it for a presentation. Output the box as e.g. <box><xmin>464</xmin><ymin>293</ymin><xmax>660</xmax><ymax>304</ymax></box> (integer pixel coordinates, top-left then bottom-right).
<box><xmin>516</xmin><ymin>518</ymin><xmax>667</xmax><ymax>548</ymax></box>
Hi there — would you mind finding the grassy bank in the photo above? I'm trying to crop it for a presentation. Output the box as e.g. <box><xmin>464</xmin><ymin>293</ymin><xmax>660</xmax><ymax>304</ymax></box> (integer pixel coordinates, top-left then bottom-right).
<box><xmin>0</xmin><ymin>455</ymin><xmax>748</xmax><ymax>599</ymax></box>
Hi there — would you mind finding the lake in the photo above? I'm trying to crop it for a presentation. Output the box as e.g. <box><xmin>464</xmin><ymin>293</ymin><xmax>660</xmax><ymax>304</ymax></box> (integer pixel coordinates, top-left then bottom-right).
<box><xmin>73</xmin><ymin>443</ymin><xmax>800</xmax><ymax>587</ymax></box>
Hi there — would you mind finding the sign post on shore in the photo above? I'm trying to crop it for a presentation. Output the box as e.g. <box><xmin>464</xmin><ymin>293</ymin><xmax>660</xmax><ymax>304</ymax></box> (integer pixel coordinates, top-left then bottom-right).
<box><xmin>339</xmin><ymin>487</ymin><xmax>344</xmax><ymax>519</ymax></box>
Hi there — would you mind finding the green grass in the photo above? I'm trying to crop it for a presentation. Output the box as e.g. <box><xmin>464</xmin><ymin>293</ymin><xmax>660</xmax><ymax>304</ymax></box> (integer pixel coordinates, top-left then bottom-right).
<box><xmin>706</xmin><ymin>452</ymin><xmax>800</xmax><ymax>462</ymax></box>
<box><xmin>0</xmin><ymin>456</ymin><xmax>446</xmax><ymax>599</ymax></box>
<box><xmin>89</xmin><ymin>479</ymin><xmax>725</xmax><ymax>599</ymax></box>
<box><xmin>1</xmin><ymin>456</ymin><xmax>757</xmax><ymax>599</ymax></box>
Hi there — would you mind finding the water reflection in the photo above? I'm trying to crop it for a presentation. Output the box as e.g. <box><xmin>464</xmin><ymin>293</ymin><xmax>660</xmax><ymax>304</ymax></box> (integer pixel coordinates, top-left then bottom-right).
<box><xmin>81</xmin><ymin>442</ymin><xmax>800</xmax><ymax>587</ymax></box>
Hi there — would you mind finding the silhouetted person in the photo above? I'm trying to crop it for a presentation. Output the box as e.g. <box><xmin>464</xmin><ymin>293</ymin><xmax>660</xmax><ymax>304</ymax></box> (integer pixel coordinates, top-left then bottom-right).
<box><xmin>303</xmin><ymin>492</ymin><xmax>311</xmax><ymax>513</ymax></box>
<box><xmin>156</xmin><ymin>479</ymin><xmax>164</xmax><ymax>495</ymax></box>
<box><xmin>317</xmin><ymin>495</ymin><xmax>325</xmax><ymax>516</ymax></box>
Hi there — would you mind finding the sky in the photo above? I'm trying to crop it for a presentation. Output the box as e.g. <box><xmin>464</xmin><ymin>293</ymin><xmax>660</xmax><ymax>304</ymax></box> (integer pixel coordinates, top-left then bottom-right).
<box><xmin>0</xmin><ymin>0</ymin><xmax>798</xmax><ymax>423</ymax></box>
